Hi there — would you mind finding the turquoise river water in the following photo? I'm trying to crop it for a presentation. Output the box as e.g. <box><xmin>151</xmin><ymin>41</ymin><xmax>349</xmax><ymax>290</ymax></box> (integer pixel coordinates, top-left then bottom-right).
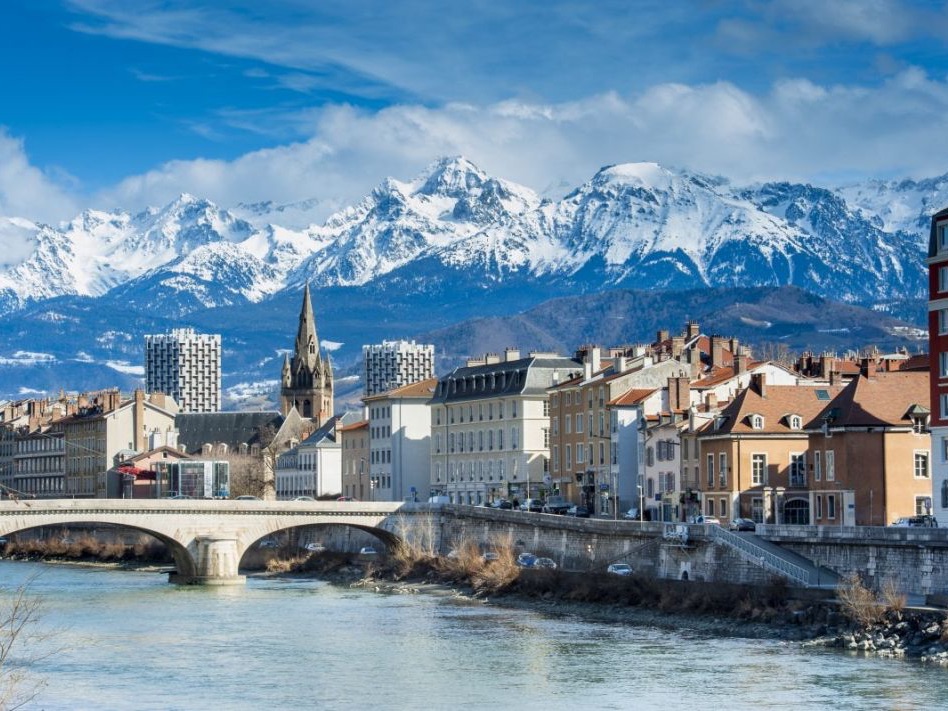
<box><xmin>1</xmin><ymin>560</ymin><xmax>946</xmax><ymax>710</ymax></box>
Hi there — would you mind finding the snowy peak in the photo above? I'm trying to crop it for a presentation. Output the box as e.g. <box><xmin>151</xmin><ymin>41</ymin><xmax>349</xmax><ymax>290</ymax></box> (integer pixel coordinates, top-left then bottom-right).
<box><xmin>416</xmin><ymin>156</ymin><xmax>490</xmax><ymax>198</ymax></box>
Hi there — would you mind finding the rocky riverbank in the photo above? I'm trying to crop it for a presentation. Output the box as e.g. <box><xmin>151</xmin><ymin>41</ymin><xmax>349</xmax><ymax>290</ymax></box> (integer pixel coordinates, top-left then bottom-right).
<box><xmin>804</xmin><ymin>611</ymin><xmax>948</xmax><ymax>665</ymax></box>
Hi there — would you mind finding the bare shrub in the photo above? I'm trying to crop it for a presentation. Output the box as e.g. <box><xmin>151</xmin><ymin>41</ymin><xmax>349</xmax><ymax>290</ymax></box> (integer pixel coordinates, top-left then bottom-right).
<box><xmin>436</xmin><ymin>539</ymin><xmax>484</xmax><ymax>581</ymax></box>
<box><xmin>1</xmin><ymin>576</ymin><xmax>61</xmax><ymax>710</ymax></box>
<box><xmin>265</xmin><ymin>555</ymin><xmax>308</xmax><ymax>573</ymax></box>
<box><xmin>470</xmin><ymin>538</ymin><xmax>519</xmax><ymax>594</ymax></box>
<box><xmin>880</xmin><ymin>578</ymin><xmax>907</xmax><ymax>614</ymax></box>
<box><xmin>837</xmin><ymin>573</ymin><xmax>884</xmax><ymax>628</ymax></box>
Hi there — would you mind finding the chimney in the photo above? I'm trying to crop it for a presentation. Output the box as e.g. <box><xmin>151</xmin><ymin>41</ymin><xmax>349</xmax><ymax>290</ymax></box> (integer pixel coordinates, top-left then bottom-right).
<box><xmin>686</xmin><ymin>320</ymin><xmax>700</xmax><ymax>340</ymax></box>
<box><xmin>829</xmin><ymin>369</ymin><xmax>841</xmax><ymax>386</ymax></box>
<box><xmin>667</xmin><ymin>375</ymin><xmax>691</xmax><ymax>412</ymax></box>
<box><xmin>705</xmin><ymin>392</ymin><xmax>718</xmax><ymax>410</ymax></box>
<box><xmin>671</xmin><ymin>335</ymin><xmax>685</xmax><ymax>358</ymax></box>
<box><xmin>485</xmin><ymin>353</ymin><xmax>501</xmax><ymax>365</ymax></box>
<box><xmin>504</xmin><ymin>347</ymin><xmax>520</xmax><ymax>362</ymax></box>
<box><xmin>728</xmin><ymin>338</ymin><xmax>740</xmax><ymax>362</ymax></box>
<box><xmin>584</xmin><ymin>361</ymin><xmax>593</xmax><ymax>380</ymax></box>
<box><xmin>149</xmin><ymin>391</ymin><xmax>166</xmax><ymax>409</ymax></box>
<box><xmin>614</xmin><ymin>355</ymin><xmax>627</xmax><ymax>373</ymax></box>
<box><xmin>133</xmin><ymin>389</ymin><xmax>146</xmax><ymax>452</ymax></box>
<box><xmin>820</xmin><ymin>353</ymin><xmax>836</xmax><ymax>379</ymax></box>
<box><xmin>860</xmin><ymin>357</ymin><xmax>876</xmax><ymax>379</ymax></box>
<box><xmin>751</xmin><ymin>373</ymin><xmax>767</xmax><ymax>398</ymax></box>
<box><xmin>657</xmin><ymin>329</ymin><xmax>670</xmax><ymax>344</ymax></box>
<box><xmin>688</xmin><ymin>347</ymin><xmax>701</xmax><ymax>368</ymax></box>
<box><xmin>735</xmin><ymin>354</ymin><xmax>748</xmax><ymax>374</ymax></box>
<box><xmin>710</xmin><ymin>336</ymin><xmax>724</xmax><ymax>368</ymax></box>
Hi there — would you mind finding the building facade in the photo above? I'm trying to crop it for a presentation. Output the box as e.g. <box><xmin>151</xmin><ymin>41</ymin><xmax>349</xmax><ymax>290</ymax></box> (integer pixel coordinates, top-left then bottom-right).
<box><xmin>929</xmin><ymin>206</ymin><xmax>948</xmax><ymax>524</ymax></box>
<box><xmin>363</xmin><ymin>340</ymin><xmax>435</xmax><ymax>397</ymax></box>
<box><xmin>281</xmin><ymin>284</ymin><xmax>334</xmax><ymax>425</ymax></box>
<box><xmin>364</xmin><ymin>379</ymin><xmax>436</xmax><ymax>502</ymax></box>
<box><xmin>339</xmin><ymin>419</ymin><xmax>369</xmax><ymax>500</ymax></box>
<box><xmin>145</xmin><ymin>328</ymin><xmax>221</xmax><ymax>413</ymax></box>
<box><xmin>429</xmin><ymin>351</ymin><xmax>581</xmax><ymax>506</ymax></box>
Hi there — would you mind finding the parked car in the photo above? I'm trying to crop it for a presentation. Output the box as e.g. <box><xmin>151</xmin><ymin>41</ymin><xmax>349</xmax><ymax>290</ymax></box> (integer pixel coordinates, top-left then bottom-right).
<box><xmin>293</xmin><ymin>495</ymin><xmax>315</xmax><ymax>501</ymax></box>
<box><xmin>691</xmin><ymin>515</ymin><xmax>721</xmax><ymax>525</ymax></box>
<box><xmin>303</xmin><ymin>542</ymin><xmax>326</xmax><ymax>552</ymax></box>
<box><xmin>520</xmin><ymin>499</ymin><xmax>544</xmax><ymax>513</ymax></box>
<box><xmin>482</xmin><ymin>551</ymin><xmax>499</xmax><ymax>562</ymax></box>
<box><xmin>533</xmin><ymin>557</ymin><xmax>558</xmax><ymax>569</ymax></box>
<box><xmin>729</xmin><ymin>517</ymin><xmax>757</xmax><ymax>532</ymax></box>
<box><xmin>566</xmin><ymin>505</ymin><xmax>590</xmax><ymax>518</ymax></box>
<box><xmin>622</xmin><ymin>508</ymin><xmax>641</xmax><ymax>521</ymax></box>
<box><xmin>891</xmin><ymin>515</ymin><xmax>938</xmax><ymax>528</ymax></box>
<box><xmin>359</xmin><ymin>546</ymin><xmax>378</xmax><ymax>556</ymax></box>
<box><xmin>259</xmin><ymin>538</ymin><xmax>280</xmax><ymax>548</ymax></box>
<box><xmin>542</xmin><ymin>497</ymin><xmax>571</xmax><ymax>515</ymax></box>
<box><xmin>607</xmin><ymin>563</ymin><xmax>633</xmax><ymax>576</ymax></box>
<box><xmin>516</xmin><ymin>552</ymin><xmax>538</xmax><ymax>567</ymax></box>
<box><xmin>337</xmin><ymin>496</ymin><xmax>357</xmax><ymax>502</ymax></box>
<box><xmin>491</xmin><ymin>500</ymin><xmax>513</xmax><ymax>509</ymax></box>
<box><xmin>235</xmin><ymin>495</ymin><xmax>261</xmax><ymax>501</ymax></box>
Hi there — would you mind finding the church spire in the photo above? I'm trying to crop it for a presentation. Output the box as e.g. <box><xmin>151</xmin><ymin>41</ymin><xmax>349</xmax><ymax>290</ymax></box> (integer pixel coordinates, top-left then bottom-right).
<box><xmin>295</xmin><ymin>283</ymin><xmax>320</xmax><ymax>371</ymax></box>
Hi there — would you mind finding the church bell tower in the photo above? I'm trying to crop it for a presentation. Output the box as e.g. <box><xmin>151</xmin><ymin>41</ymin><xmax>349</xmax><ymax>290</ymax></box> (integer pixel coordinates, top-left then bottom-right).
<box><xmin>280</xmin><ymin>284</ymin><xmax>333</xmax><ymax>424</ymax></box>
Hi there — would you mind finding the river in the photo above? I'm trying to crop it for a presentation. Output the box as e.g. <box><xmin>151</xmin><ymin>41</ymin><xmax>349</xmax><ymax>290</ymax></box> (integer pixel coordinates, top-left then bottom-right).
<box><xmin>1</xmin><ymin>560</ymin><xmax>945</xmax><ymax>710</ymax></box>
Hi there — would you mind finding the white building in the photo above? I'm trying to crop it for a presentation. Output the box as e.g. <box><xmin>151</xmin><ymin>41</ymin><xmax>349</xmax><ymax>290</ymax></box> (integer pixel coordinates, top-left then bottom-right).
<box><xmin>145</xmin><ymin>328</ymin><xmax>221</xmax><ymax>413</ymax></box>
<box><xmin>275</xmin><ymin>416</ymin><xmax>352</xmax><ymax>499</ymax></box>
<box><xmin>363</xmin><ymin>340</ymin><xmax>435</xmax><ymax>398</ymax></box>
<box><xmin>430</xmin><ymin>351</ymin><xmax>581</xmax><ymax>506</ymax></box>
<box><xmin>364</xmin><ymin>379</ymin><xmax>436</xmax><ymax>502</ymax></box>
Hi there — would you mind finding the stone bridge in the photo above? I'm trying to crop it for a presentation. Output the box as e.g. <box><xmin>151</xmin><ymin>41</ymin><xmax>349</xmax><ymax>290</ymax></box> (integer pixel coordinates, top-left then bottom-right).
<box><xmin>0</xmin><ymin>499</ymin><xmax>435</xmax><ymax>585</ymax></box>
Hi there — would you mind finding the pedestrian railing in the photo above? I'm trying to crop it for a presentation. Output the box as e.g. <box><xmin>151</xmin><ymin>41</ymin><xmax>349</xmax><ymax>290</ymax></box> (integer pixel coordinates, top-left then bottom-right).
<box><xmin>708</xmin><ymin>524</ymin><xmax>812</xmax><ymax>586</ymax></box>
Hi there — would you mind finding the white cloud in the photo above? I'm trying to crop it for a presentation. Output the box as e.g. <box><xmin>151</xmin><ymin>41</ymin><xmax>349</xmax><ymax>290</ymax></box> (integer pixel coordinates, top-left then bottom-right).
<box><xmin>0</xmin><ymin>129</ymin><xmax>78</xmax><ymax>223</ymax></box>
<box><xmin>84</xmin><ymin>69</ymin><xmax>948</xmax><ymax>220</ymax></box>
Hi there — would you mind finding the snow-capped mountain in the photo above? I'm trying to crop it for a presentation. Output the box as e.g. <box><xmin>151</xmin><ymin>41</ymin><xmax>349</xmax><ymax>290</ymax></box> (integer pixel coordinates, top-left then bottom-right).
<box><xmin>0</xmin><ymin>156</ymin><xmax>936</xmax><ymax>316</ymax></box>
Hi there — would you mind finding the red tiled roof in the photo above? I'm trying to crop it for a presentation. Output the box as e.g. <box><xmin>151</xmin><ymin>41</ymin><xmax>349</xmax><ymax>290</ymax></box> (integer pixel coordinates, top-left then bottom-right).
<box><xmin>608</xmin><ymin>388</ymin><xmax>657</xmax><ymax>406</ymax></box>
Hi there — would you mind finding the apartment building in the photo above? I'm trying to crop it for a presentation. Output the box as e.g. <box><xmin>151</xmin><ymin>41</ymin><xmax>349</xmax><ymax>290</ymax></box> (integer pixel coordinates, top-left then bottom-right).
<box><xmin>339</xmin><ymin>419</ymin><xmax>369</xmax><ymax>500</ymax></box>
<box><xmin>929</xmin><ymin>206</ymin><xmax>948</xmax><ymax>524</ymax></box>
<box><xmin>145</xmin><ymin>328</ymin><xmax>221</xmax><ymax>413</ymax></box>
<box><xmin>363</xmin><ymin>340</ymin><xmax>435</xmax><ymax>397</ymax></box>
<box><xmin>430</xmin><ymin>350</ymin><xmax>581</xmax><ymax>505</ymax></box>
<box><xmin>56</xmin><ymin>390</ymin><xmax>179</xmax><ymax>497</ymax></box>
<box><xmin>364</xmin><ymin>378</ymin><xmax>436</xmax><ymax>502</ymax></box>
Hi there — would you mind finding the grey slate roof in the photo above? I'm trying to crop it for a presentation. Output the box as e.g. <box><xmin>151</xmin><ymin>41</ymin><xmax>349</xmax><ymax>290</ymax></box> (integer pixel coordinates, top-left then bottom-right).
<box><xmin>175</xmin><ymin>411</ymin><xmax>284</xmax><ymax>453</ymax></box>
<box><xmin>430</xmin><ymin>355</ymin><xmax>582</xmax><ymax>404</ymax></box>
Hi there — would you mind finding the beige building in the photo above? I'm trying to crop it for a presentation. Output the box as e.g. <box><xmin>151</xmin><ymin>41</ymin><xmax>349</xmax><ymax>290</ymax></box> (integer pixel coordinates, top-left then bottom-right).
<box><xmin>429</xmin><ymin>350</ymin><xmax>581</xmax><ymax>505</ymax></box>
<box><xmin>339</xmin><ymin>419</ymin><xmax>369</xmax><ymax>500</ymax></box>
<box><xmin>54</xmin><ymin>390</ymin><xmax>179</xmax><ymax>498</ymax></box>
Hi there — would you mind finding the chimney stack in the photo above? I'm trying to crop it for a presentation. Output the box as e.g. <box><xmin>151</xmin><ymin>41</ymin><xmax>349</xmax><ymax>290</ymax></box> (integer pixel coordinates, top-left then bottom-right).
<box><xmin>667</xmin><ymin>375</ymin><xmax>691</xmax><ymax>412</ymax></box>
<box><xmin>751</xmin><ymin>373</ymin><xmax>767</xmax><ymax>398</ymax></box>
<box><xmin>504</xmin><ymin>347</ymin><xmax>520</xmax><ymax>362</ymax></box>
<box><xmin>671</xmin><ymin>336</ymin><xmax>685</xmax><ymax>358</ymax></box>
<box><xmin>657</xmin><ymin>330</ymin><xmax>670</xmax><ymax>344</ymax></box>
<box><xmin>860</xmin><ymin>357</ymin><xmax>876</xmax><ymax>379</ymax></box>
<box><xmin>686</xmin><ymin>320</ymin><xmax>700</xmax><ymax>340</ymax></box>
<box><xmin>735</xmin><ymin>354</ymin><xmax>748</xmax><ymax>374</ymax></box>
<box><xmin>710</xmin><ymin>335</ymin><xmax>724</xmax><ymax>368</ymax></box>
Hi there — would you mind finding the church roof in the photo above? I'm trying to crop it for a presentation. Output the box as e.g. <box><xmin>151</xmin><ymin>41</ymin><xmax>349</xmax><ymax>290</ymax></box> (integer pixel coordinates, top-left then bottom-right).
<box><xmin>175</xmin><ymin>411</ymin><xmax>284</xmax><ymax>452</ymax></box>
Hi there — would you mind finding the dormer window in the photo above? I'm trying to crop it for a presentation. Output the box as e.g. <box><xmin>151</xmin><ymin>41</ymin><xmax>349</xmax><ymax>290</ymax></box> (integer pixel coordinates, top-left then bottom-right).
<box><xmin>787</xmin><ymin>415</ymin><xmax>802</xmax><ymax>430</ymax></box>
<box><xmin>750</xmin><ymin>414</ymin><xmax>764</xmax><ymax>430</ymax></box>
<box><xmin>913</xmin><ymin>415</ymin><xmax>929</xmax><ymax>434</ymax></box>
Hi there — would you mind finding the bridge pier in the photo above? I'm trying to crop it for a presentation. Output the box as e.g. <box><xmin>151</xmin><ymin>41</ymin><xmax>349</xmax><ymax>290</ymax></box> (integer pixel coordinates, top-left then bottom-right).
<box><xmin>169</xmin><ymin>536</ymin><xmax>246</xmax><ymax>586</ymax></box>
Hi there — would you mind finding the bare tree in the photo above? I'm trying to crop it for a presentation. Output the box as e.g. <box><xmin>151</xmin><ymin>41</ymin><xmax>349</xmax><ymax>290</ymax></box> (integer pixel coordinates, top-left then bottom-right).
<box><xmin>0</xmin><ymin>577</ymin><xmax>59</xmax><ymax>710</ymax></box>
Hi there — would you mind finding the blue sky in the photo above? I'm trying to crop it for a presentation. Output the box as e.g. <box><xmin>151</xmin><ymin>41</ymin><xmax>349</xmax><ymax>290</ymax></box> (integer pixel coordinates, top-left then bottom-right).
<box><xmin>3</xmin><ymin>0</ymin><xmax>948</xmax><ymax>222</ymax></box>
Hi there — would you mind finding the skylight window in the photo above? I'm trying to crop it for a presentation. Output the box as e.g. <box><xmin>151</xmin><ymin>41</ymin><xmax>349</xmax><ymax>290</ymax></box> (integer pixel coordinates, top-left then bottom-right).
<box><xmin>815</xmin><ymin>389</ymin><xmax>830</xmax><ymax>400</ymax></box>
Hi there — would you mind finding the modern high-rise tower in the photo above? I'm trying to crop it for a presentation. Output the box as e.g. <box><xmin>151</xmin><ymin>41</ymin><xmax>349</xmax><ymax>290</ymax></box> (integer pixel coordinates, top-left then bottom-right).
<box><xmin>144</xmin><ymin>328</ymin><xmax>221</xmax><ymax>413</ymax></box>
<box><xmin>363</xmin><ymin>340</ymin><xmax>435</xmax><ymax>397</ymax></box>
<box><xmin>281</xmin><ymin>284</ymin><xmax>334</xmax><ymax>424</ymax></box>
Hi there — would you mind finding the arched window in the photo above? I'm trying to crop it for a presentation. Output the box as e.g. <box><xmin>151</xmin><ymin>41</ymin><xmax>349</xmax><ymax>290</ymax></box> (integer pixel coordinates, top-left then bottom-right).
<box><xmin>783</xmin><ymin>498</ymin><xmax>810</xmax><ymax>525</ymax></box>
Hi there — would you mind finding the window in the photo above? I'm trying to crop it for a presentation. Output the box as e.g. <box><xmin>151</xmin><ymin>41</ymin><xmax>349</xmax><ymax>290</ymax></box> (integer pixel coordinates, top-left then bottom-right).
<box><xmin>940</xmin><ymin>309</ymin><xmax>948</xmax><ymax>336</ymax></box>
<box><xmin>751</xmin><ymin>497</ymin><xmax>764</xmax><ymax>523</ymax></box>
<box><xmin>913</xmin><ymin>415</ymin><xmax>928</xmax><ymax>434</ymax></box>
<box><xmin>552</xmin><ymin>416</ymin><xmax>559</xmax><ymax>436</ymax></box>
<box><xmin>825</xmin><ymin>450</ymin><xmax>835</xmax><ymax>481</ymax></box>
<box><xmin>599</xmin><ymin>442</ymin><xmax>605</xmax><ymax>465</ymax></box>
<box><xmin>565</xmin><ymin>445</ymin><xmax>572</xmax><ymax>468</ymax></box>
<box><xmin>488</xmin><ymin>403</ymin><xmax>494</xmax><ymax>420</ymax></box>
<box><xmin>553</xmin><ymin>445</ymin><xmax>560</xmax><ymax>471</ymax></box>
<box><xmin>565</xmin><ymin>416</ymin><xmax>571</xmax><ymax>434</ymax></box>
<box><xmin>647</xmin><ymin>477</ymin><xmax>654</xmax><ymax>497</ymax></box>
<box><xmin>751</xmin><ymin>453</ymin><xmax>766</xmax><ymax>485</ymax></box>
<box><xmin>941</xmin><ymin>353</ymin><xmax>948</xmax><ymax>379</ymax></box>
<box><xmin>915</xmin><ymin>451</ymin><xmax>930</xmax><ymax>478</ymax></box>
<box><xmin>916</xmin><ymin>496</ymin><xmax>931</xmax><ymax>515</ymax></box>
<box><xmin>788</xmin><ymin>415</ymin><xmax>802</xmax><ymax>430</ymax></box>
<box><xmin>542</xmin><ymin>428</ymin><xmax>549</xmax><ymax>448</ymax></box>
<box><xmin>498</xmin><ymin>429</ymin><xmax>504</xmax><ymax>450</ymax></box>
<box><xmin>719</xmin><ymin>453</ymin><xmax>727</xmax><ymax>487</ymax></box>
<box><xmin>577</xmin><ymin>446</ymin><xmax>585</xmax><ymax>463</ymax></box>
<box><xmin>751</xmin><ymin>414</ymin><xmax>764</xmax><ymax>429</ymax></box>
<box><xmin>940</xmin><ymin>265</ymin><xmax>948</xmax><ymax>292</ymax></box>
<box><xmin>827</xmin><ymin>494</ymin><xmax>836</xmax><ymax>520</ymax></box>
<box><xmin>720</xmin><ymin>498</ymin><xmax>728</xmax><ymax>519</ymax></box>
<box><xmin>943</xmin><ymin>437</ymin><xmax>948</xmax><ymax>463</ymax></box>
<box><xmin>706</xmin><ymin>454</ymin><xmax>714</xmax><ymax>487</ymax></box>
<box><xmin>942</xmin><ymin>394</ymin><xmax>948</xmax><ymax>419</ymax></box>
<box><xmin>816</xmin><ymin>495</ymin><xmax>823</xmax><ymax>519</ymax></box>
<box><xmin>576</xmin><ymin>414</ymin><xmax>583</xmax><ymax>433</ymax></box>
<box><xmin>941</xmin><ymin>223</ymin><xmax>948</xmax><ymax>251</ymax></box>
<box><xmin>543</xmin><ymin>400</ymin><xmax>549</xmax><ymax>417</ymax></box>
<box><xmin>789</xmin><ymin>453</ymin><xmax>806</xmax><ymax>486</ymax></box>
<box><xmin>814</xmin><ymin>450</ymin><xmax>821</xmax><ymax>481</ymax></box>
<box><xmin>478</xmin><ymin>431</ymin><xmax>484</xmax><ymax>451</ymax></box>
<box><xmin>511</xmin><ymin>401</ymin><xmax>518</xmax><ymax>417</ymax></box>
<box><xmin>511</xmin><ymin>427</ymin><xmax>519</xmax><ymax>449</ymax></box>
<box><xmin>488</xmin><ymin>430</ymin><xmax>494</xmax><ymax>451</ymax></box>
<box><xmin>707</xmin><ymin>498</ymin><xmax>714</xmax><ymax>516</ymax></box>
<box><xmin>647</xmin><ymin>446</ymin><xmax>654</xmax><ymax>466</ymax></box>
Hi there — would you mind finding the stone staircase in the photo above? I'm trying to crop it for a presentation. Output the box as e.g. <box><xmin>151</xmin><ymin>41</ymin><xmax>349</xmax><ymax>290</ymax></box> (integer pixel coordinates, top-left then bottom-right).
<box><xmin>709</xmin><ymin>525</ymin><xmax>840</xmax><ymax>588</ymax></box>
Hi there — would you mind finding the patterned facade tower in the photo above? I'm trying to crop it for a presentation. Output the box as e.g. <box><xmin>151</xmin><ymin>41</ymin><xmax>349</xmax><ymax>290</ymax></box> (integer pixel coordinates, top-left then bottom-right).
<box><xmin>280</xmin><ymin>284</ymin><xmax>333</xmax><ymax>424</ymax></box>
